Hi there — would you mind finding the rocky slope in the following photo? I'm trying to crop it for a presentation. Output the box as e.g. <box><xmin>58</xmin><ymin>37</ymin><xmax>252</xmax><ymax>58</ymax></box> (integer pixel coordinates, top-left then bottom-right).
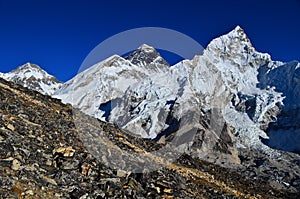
<box><xmin>0</xmin><ymin>78</ymin><xmax>299</xmax><ymax>198</ymax></box>
<box><xmin>1</xmin><ymin>62</ymin><xmax>62</xmax><ymax>95</ymax></box>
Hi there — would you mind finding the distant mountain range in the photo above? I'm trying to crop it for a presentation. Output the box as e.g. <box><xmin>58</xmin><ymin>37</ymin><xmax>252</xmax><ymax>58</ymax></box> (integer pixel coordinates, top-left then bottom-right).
<box><xmin>1</xmin><ymin>26</ymin><xmax>300</xmax><ymax>194</ymax></box>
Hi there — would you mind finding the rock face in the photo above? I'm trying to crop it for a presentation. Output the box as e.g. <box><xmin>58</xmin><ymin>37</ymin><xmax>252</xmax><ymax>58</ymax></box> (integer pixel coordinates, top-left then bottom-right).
<box><xmin>1</xmin><ymin>62</ymin><xmax>62</xmax><ymax>95</ymax></box>
<box><xmin>257</xmin><ymin>61</ymin><xmax>300</xmax><ymax>153</ymax></box>
<box><xmin>0</xmin><ymin>78</ymin><xmax>299</xmax><ymax>198</ymax></box>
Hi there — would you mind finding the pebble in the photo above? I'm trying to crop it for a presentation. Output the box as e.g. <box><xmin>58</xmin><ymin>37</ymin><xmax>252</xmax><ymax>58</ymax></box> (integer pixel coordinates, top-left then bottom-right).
<box><xmin>25</xmin><ymin>190</ymin><xmax>34</xmax><ymax>195</ymax></box>
<box><xmin>42</xmin><ymin>175</ymin><xmax>57</xmax><ymax>185</ymax></box>
<box><xmin>7</xmin><ymin>124</ymin><xmax>15</xmax><ymax>131</ymax></box>
<box><xmin>81</xmin><ymin>164</ymin><xmax>91</xmax><ymax>176</ymax></box>
<box><xmin>53</xmin><ymin>146</ymin><xmax>75</xmax><ymax>157</ymax></box>
<box><xmin>117</xmin><ymin>169</ymin><xmax>128</xmax><ymax>178</ymax></box>
<box><xmin>11</xmin><ymin>159</ymin><xmax>21</xmax><ymax>171</ymax></box>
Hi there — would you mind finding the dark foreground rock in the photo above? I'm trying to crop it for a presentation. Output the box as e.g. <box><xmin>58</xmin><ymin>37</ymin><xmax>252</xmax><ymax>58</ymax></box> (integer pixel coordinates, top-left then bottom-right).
<box><xmin>0</xmin><ymin>78</ymin><xmax>299</xmax><ymax>198</ymax></box>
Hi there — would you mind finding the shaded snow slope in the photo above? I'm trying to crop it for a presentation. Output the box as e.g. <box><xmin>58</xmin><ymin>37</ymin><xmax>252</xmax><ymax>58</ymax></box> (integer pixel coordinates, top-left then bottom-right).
<box><xmin>258</xmin><ymin>61</ymin><xmax>300</xmax><ymax>153</ymax></box>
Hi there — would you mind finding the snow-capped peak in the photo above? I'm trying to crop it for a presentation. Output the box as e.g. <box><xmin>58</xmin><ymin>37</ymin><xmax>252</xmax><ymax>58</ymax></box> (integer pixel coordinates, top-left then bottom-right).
<box><xmin>138</xmin><ymin>44</ymin><xmax>156</xmax><ymax>52</ymax></box>
<box><xmin>205</xmin><ymin>25</ymin><xmax>271</xmax><ymax>69</ymax></box>
<box><xmin>1</xmin><ymin>62</ymin><xmax>62</xmax><ymax>95</ymax></box>
<box><xmin>228</xmin><ymin>25</ymin><xmax>247</xmax><ymax>38</ymax></box>
<box><xmin>10</xmin><ymin>62</ymin><xmax>50</xmax><ymax>78</ymax></box>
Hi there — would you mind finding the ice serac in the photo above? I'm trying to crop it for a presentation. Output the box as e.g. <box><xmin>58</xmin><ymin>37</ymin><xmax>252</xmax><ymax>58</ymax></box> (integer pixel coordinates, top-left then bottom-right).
<box><xmin>109</xmin><ymin>59</ymin><xmax>198</xmax><ymax>139</ymax></box>
<box><xmin>2</xmin><ymin>62</ymin><xmax>62</xmax><ymax>95</ymax></box>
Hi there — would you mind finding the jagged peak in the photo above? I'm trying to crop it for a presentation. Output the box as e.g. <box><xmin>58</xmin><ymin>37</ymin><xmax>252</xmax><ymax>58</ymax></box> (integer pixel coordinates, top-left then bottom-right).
<box><xmin>138</xmin><ymin>44</ymin><xmax>156</xmax><ymax>53</ymax></box>
<box><xmin>20</xmin><ymin>62</ymin><xmax>42</xmax><ymax>70</ymax></box>
<box><xmin>9</xmin><ymin>62</ymin><xmax>45</xmax><ymax>75</ymax></box>
<box><xmin>204</xmin><ymin>25</ymin><xmax>271</xmax><ymax>65</ymax></box>
<box><xmin>207</xmin><ymin>25</ymin><xmax>251</xmax><ymax>49</ymax></box>
<box><xmin>5</xmin><ymin>62</ymin><xmax>62</xmax><ymax>84</ymax></box>
<box><xmin>102</xmin><ymin>54</ymin><xmax>132</xmax><ymax>66</ymax></box>
<box><xmin>125</xmin><ymin>44</ymin><xmax>170</xmax><ymax>67</ymax></box>
<box><xmin>104</xmin><ymin>54</ymin><xmax>123</xmax><ymax>62</ymax></box>
<box><xmin>1</xmin><ymin>62</ymin><xmax>62</xmax><ymax>95</ymax></box>
<box><xmin>227</xmin><ymin>25</ymin><xmax>249</xmax><ymax>42</ymax></box>
<box><xmin>231</xmin><ymin>25</ymin><xmax>245</xmax><ymax>34</ymax></box>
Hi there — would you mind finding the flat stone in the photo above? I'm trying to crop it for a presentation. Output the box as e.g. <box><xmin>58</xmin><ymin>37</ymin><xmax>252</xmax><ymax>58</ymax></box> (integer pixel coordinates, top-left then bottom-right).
<box><xmin>117</xmin><ymin>169</ymin><xmax>128</xmax><ymax>178</ymax></box>
<box><xmin>53</xmin><ymin>146</ymin><xmax>75</xmax><ymax>157</ymax></box>
<box><xmin>25</xmin><ymin>190</ymin><xmax>34</xmax><ymax>195</ymax></box>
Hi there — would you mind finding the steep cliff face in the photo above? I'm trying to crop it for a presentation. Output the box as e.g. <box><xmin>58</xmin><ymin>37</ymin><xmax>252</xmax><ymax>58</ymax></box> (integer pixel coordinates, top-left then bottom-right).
<box><xmin>257</xmin><ymin>61</ymin><xmax>300</xmax><ymax>153</ymax></box>
<box><xmin>0</xmin><ymin>78</ymin><xmax>299</xmax><ymax>198</ymax></box>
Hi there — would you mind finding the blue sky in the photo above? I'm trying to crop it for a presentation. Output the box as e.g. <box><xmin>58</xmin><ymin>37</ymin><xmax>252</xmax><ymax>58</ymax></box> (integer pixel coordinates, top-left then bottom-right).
<box><xmin>0</xmin><ymin>0</ymin><xmax>299</xmax><ymax>82</ymax></box>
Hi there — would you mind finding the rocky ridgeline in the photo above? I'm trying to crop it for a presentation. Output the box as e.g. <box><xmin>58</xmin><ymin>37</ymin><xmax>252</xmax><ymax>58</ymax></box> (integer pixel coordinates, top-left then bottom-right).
<box><xmin>0</xmin><ymin>78</ymin><xmax>299</xmax><ymax>198</ymax></box>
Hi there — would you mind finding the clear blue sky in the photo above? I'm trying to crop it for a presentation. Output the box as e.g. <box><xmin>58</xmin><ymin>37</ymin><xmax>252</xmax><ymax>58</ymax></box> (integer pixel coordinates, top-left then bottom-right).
<box><xmin>0</xmin><ymin>0</ymin><xmax>299</xmax><ymax>82</ymax></box>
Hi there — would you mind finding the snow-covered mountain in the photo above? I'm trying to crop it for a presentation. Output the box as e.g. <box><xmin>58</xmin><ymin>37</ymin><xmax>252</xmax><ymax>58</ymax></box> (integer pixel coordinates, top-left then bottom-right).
<box><xmin>53</xmin><ymin>26</ymin><xmax>300</xmax><ymax>166</ymax></box>
<box><xmin>1</xmin><ymin>62</ymin><xmax>62</xmax><ymax>95</ymax></box>
<box><xmin>54</xmin><ymin>45</ymin><xmax>169</xmax><ymax>120</ymax></box>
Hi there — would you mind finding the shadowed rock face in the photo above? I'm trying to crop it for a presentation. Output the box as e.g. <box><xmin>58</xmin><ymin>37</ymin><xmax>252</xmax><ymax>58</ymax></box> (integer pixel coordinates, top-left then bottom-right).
<box><xmin>0</xmin><ymin>78</ymin><xmax>299</xmax><ymax>198</ymax></box>
<box><xmin>257</xmin><ymin>61</ymin><xmax>300</xmax><ymax>153</ymax></box>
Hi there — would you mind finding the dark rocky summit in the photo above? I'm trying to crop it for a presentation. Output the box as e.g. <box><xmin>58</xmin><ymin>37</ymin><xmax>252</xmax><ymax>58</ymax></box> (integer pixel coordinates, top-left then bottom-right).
<box><xmin>125</xmin><ymin>44</ymin><xmax>170</xmax><ymax>67</ymax></box>
<box><xmin>0</xmin><ymin>78</ymin><xmax>299</xmax><ymax>198</ymax></box>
